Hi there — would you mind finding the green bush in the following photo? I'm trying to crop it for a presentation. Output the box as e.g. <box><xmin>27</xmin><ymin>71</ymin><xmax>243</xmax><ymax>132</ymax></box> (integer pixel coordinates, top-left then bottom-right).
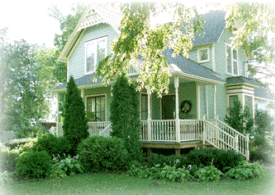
<box><xmin>32</xmin><ymin>134</ymin><xmax>71</xmax><ymax>157</ymax></box>
<box><xmin>186</xmin><ymin>148</ymin><xmax>243</xmax><ymax>172</ymax></box>
<box><xmin>4</xmin><ymin>138</ymin><xmax>36</xmax><ymax>150</ymax></box>
<box><xmin>128</xmin><ymin>164</ymin><xmax>192</xmax><ymax>182</ymax></box>
<box><xmin>19</xmin><ymin>141</ymin><xmax>35</xmax><ymax>154</ymax></box>
<box><xmin>146</xmin><ymin>154</ymin><xmax>186</xmax><ymax>168</ymax></box>
<box><xmin>0</xmin><ymin>149</ymin><xmax>19</xmax><ymax>172</ymax></box>
<box><xmin>78</xmin><ymin>136</ymin><xmax>129</xmax><ymax>172</ymax></box>
<box><xmin>50</xmin><ymin>155</ymin><xmax>83</xmax><ymax>178</ymax></box>
<box><xmin>15</xmin><ymin>151</ymin><xmax>52</xmax><ymax>178</ymax></box>
<box><xmin>224</xmin><ymin>161</ymin><xmax>265</xmax><ymax>180</ymax></box>
<box><xmin>194</xmin><ymin>166</ymin><xmax>223</xmax><ymax>182</ymax></box>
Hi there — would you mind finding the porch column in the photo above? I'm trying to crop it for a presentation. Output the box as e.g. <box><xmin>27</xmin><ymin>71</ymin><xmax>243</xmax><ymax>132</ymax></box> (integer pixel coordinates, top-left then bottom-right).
<box><xmin>147</xmin><ymin>87</ymin><xmax>152</xmax><ymax>141</ymax></box>
<box><xmin>81</xmin><ymin>89</ymin><xmax>84</xmax><ymax>99</ymax></box>
<box><xmin>213</xmin><ymin>84</ymin><xmax>217</xmax><ymax>118</ymax></box>
<box><xmin>174</xmin><ymin>77</ymin><xmax>180</xmax><ymax>143</ymax></box>
<box><xmin>196</xmin><ymin>84</ymin><xmax>201</xmax><ymax>119</ymax></box>
<box><xmin>56</xmin><ymin>92</ymin><xmax>60</xmax><ymax>137</ymax></box>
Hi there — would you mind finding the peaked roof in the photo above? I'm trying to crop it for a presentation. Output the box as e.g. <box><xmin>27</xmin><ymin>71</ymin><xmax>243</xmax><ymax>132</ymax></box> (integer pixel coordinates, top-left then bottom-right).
<box><xmin>59</xmin><ymin>4</ymin><xmax>121</xmax><ymax>62</ymax></box>
<box><xmin>59</xmin><ymin>7</ymin><xmax>227</xmax><ymax>62</ymax></box>
<box><xmin>193</xmin><ymin>10</ymin><xmax>226</xmax><ymax>46</ymax></box>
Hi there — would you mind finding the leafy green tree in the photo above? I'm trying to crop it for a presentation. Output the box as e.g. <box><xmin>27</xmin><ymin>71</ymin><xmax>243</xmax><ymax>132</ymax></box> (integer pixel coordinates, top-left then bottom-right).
<box><xmin>225</xmin><ymin>100</ymin><xmax>254</xmax><ymax>134</ymax></box>
<box><xmin>97</xmin><ymin>2</ymin><xmax>204</xmax><ymax>96</ymax></box>
<box><xmin>48</xmin><ymin>4</ymin><xmax>88</xmax><ymax>83</ymax></box>
<box><xmin>255</xmin><ymin>110</ymin><xmax>274</xmax><ymax>135</ymax></box>
<box><xmin>63</xmin><ymin>76</ymin><xmax>89</xmax><ymax>155</ymax></box>
<box><xmin>1</xmin><ymin>38</ymin><xmax>50</xmax><ymax>135</ymax></box>
<box><xmin>110</xmin><ymin>73</ymin><xmax>142</xmax><ymax>161</ymax></box>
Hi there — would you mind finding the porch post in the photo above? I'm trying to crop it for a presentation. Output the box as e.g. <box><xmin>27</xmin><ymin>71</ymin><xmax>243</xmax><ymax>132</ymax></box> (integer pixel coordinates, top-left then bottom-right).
<box><xmin>81</xmin><ymin>89</ymin><xmax>84</xmax><ymax>99</ymax></box>
<box><xmin>56</xmin><ymin>92</ymin><xmax>60</xmax><ymax>137</ymax></box>
<box><xmin>147</xmin><ymin>87</ymin><xmax>152</xmax><ymax>141</ymax></box>
<box><xmin>213</xmin><ymin>84</ymin><xmax>217</xmax><ymax>118</ymax></box>
<box><xmin>174</xmin><ymin>77</ymin><xmax>180</xmax><ymax>142</ymax></box>
<box><xmin>196</xmin><ymin>84</ymin><xmax>201</xmax><ymax>119</ymax></box>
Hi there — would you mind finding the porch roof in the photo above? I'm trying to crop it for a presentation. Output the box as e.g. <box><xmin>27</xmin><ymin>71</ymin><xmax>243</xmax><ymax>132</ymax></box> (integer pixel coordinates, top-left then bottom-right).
<box><xmin>254</xmin><ymin>86</ymin><xmax>275</xmax><ymax>101</ymax></box>
<box><xmin>163</xmin><ymin>49</ymin><xmax>224</xmax><ymax>83</ymax></box>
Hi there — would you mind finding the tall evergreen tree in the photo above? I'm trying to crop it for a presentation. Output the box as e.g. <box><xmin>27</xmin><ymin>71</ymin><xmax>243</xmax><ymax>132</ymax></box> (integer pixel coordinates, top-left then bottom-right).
<box><xmin>63</xmin><ymin>76</ymin><xmax>89</xmax><ymax>155</ymax></box>
<box><xmin>110</xmin><ymin>73</ymin><xmax>142</xmax><ymax>161</ymax></box>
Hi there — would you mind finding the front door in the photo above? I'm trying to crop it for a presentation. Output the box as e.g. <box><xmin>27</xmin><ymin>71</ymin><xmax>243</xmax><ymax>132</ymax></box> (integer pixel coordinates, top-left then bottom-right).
<box><xmin>162</xmin><ymin>95</ymin><xmax>175</xmax><ymax>119</ymax></box>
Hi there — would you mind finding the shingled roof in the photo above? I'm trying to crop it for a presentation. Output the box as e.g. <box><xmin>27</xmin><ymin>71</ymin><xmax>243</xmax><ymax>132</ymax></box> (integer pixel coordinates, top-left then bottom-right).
<box><xmin>254</xmin><ymin>86</ymin><xmax>275</xmax><ymax>100</ymax></box>
<box><xmin>193</xmin><ymin>10</ymin><xmax>226</xmax><ymax>46</ymax></box>
<box><xmin>226</xmin><ymin>76</ymin><xmax>260</xmax><ymax>87</ymax></box>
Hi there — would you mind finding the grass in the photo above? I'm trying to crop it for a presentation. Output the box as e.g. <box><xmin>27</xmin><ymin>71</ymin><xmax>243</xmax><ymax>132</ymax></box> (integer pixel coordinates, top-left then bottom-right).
<box><xmin>1</xmin><ymin>168</ymin><xmax>275</xmax><ymax>195</ymax></box>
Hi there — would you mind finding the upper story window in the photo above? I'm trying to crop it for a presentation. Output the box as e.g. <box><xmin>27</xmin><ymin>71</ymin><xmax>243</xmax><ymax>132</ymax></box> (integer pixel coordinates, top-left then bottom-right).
<box><xmin>226</xmin><ymin>44</ymin><xmax>238</xmax><ymax>75</ymax></box>
<box><xmin>198</xmin><ymin>47</ymin><xmax>210</xmax><ymax>63</ymax></box>
<box><xmin>85</xmin><ymin>37</ymin><xmax>107</xmax><ymax>74</ymax></box>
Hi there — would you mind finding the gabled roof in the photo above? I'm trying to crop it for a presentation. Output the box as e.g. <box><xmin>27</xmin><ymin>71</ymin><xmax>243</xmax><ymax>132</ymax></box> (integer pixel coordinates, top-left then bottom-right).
<box><xmin>193</xmin><ymin>10</ymin><xmax>226</xmax><ymax>46</ymax></box>
<box><xmin>58</xmin><ymin>4</ymin><xmax>121</xmax><ymax>62</ymax></box>
<box><xmin>59</xmin><ymin>7</ymin><xmax>227</xmax><ymax>62</ymax></box>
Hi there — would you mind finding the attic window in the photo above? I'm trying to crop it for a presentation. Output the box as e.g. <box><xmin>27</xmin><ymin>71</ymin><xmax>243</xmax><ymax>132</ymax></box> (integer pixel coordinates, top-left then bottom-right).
<box><xmin>85</xmin><ymin>37</ymin><xmax>107</xmax><ymax>74</ymax></box>
<box><xmin>198</xmin><ymin>47</ymin><xmax>210</xmax><ymax>63</ymax></box>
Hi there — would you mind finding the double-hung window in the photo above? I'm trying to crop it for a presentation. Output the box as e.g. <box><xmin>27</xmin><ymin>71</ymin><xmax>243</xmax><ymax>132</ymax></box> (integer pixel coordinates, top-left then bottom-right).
<box><xmin>86</xmin><ymin>95</ymin><xmax>106</xmax><ymax>121</ymax></box>
<box><xmin>226</xmin><ymin>44</ymin><xmax>238</xmax><ymax>75</ymax></box>
<box><xmin>85</xmin><ymin>37</ymin><xmax>107</xmax><ymax>74</ymax></box>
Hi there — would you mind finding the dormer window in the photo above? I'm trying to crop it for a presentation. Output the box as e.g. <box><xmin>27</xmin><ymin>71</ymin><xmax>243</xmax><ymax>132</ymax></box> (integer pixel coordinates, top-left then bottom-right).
<box><xmin>198</xmin><ymin>47</ymin><xmax>210</xmax><ymax>63</ymax></box>
<box><xmin>226</xmin><ymin>44</ymin><xmax>238</xmax><ymax>75</ymax></box>
<box><xmin>85</xmin><ymin>37</ymin><xmax>107</xmax><ymax>74</ymax></box>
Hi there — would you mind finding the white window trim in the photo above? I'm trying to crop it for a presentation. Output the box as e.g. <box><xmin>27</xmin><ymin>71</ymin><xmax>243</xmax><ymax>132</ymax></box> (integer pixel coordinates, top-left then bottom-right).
<box><xmin>244</xmin><ymin>94</ymin><xmax>255</xmax><ymax>118</ymax></box>
<box><xmin>198</xmin><ymin>47</ymin><xmax>210</xmax><ymax>63</ymax></box>
<box><xmin>85</xmin><ymin>36</ymin><xmax>107</xmax><ymax>75</ymax></box>
<box><xmin>226</xmin><ymin>43</ymin><xmax>239</xmax><ymax>76</ymax></box>
<box><xmin>85</xmin><ymin>93</ymin><xmax>107</xmax><ymax>121</ymax></box>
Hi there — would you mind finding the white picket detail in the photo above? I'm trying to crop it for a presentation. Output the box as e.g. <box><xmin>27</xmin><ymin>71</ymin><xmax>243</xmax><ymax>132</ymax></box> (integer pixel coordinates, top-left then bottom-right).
<box><xmin>99</xmin><ymin>123</ymin><xmax>112</xmax><ymax>137</ymax></box>
<box><xmin>179</xmin><ymin>120</ymin><xmax>203</xmax><ymax>141</ymax></box>
<box><xmin>88</xmin><ymin>121</ymin><xmax>111</xmax><ymax>136</ymax></box>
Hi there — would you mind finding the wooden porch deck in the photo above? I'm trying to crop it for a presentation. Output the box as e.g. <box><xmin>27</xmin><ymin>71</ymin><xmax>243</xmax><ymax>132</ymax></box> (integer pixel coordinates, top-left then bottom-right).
<box><xmin>56</xmin><ymin>118</ymin><xmax>249</xmax><ymax>160</ymax></box>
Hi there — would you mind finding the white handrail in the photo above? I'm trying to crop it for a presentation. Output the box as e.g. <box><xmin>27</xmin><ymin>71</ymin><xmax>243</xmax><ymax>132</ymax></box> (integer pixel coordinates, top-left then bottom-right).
<box><xmin>99</xmin><ymin>123</ymin><xmax>112</xmax><ymax>137</ymax></box>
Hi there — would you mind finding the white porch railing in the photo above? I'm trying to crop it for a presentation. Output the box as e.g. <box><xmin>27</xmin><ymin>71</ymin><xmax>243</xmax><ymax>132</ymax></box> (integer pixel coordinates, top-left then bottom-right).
<box><xmin>208</xmin><ymin>119</ymin><xmax>249</xmax><ymax>159</ymax></box>
<box><xmin>56</xmin><ymin>121</ymin><xmax>111</xmax><ymax>137</ymax></box>
<box><xmin>88</xmin><ymin>121</ymin><xmax>111</xmax><ymax>136</ymax></box>
<box><xmin>179</xmin><ymin>120</ymin><xmax>203</xmax><ymax>141</ymax></box>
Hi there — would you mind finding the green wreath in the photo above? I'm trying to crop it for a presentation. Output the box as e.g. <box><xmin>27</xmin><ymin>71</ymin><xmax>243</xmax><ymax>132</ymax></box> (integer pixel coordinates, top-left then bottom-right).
<box><xmin>180</xmin><ymin>100</ymin><xmax>192</xmax><ymax>114</ymax></box>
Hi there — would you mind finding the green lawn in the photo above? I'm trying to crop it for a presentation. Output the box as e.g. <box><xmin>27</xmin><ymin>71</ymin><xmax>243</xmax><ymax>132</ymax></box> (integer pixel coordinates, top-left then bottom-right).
<box><xmin>2</xmin><ymin>168</ymin><xmax>275</xmax><ymax>195</ymax></box>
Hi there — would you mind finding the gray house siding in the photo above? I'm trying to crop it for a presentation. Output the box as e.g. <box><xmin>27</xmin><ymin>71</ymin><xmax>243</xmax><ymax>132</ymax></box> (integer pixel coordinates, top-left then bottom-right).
<box><xmin>68</xmin><ymin>24</ymin><xmax>118</xmax><ymax>80</ymax></box>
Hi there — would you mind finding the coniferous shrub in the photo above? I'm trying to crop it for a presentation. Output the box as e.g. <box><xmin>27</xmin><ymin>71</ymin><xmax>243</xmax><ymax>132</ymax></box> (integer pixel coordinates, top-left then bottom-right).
<box><xmin>63</xmin><ymin>76</ymin><xmax>89</xmax><ymax>155</ymax></box>
<box><xmin>32</xmin><ymin>134</ymin><xmax>71</xmax><ymax>157</ymax></box>
<box><xmin>77</xmin><ymin>136</ymin><xmax>129</xmax><ymax>172</ymax></box>
<box><xmin>110</xmin><ymin>73</ymin><xmax>143</xmax><ymax>161</ymax></box>
<box><xmin>15</xmin><ymin>151</ymin><xmax>52</xmax><ymax>178</ymax></box>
